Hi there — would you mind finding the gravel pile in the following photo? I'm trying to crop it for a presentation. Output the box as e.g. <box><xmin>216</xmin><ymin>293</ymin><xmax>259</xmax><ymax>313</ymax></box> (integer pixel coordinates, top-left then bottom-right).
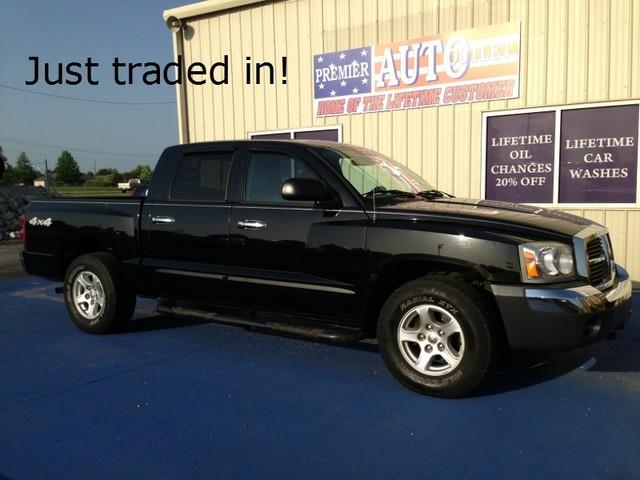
<box><xmin>0</xmin><ymin>185</ymin><xmax>56</xmax><ymax>241</ymax></box>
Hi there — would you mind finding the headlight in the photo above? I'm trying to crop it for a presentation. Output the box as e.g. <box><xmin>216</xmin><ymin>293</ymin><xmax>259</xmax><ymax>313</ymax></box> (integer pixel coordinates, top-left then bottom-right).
<box><xmin>519</xmin><ymin>242</ymin><xmax>575</xmax><ymax>282</ymax></box>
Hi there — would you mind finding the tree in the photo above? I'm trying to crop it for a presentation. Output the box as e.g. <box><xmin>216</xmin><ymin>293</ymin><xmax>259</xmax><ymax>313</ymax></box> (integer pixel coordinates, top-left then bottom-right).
<box><xmin>0</xmin><ymin>149</ymin><xmax>6</xmax><ymax>181</ymax></box>
<box><xmin>122</xmin><ymin>169</ymin><xmax>135</xmax><ymax>180</ymax></box>
<box><xmin>137</xmin><ymin>165</ymin><xmax>153</xmax><ymax>183</ymax></box>
<box><xmin>14</xmin><ymin>152</ymin><xmax>39</xmax><ymax>185</ymax></box>
<box><xmin>108</xmin><ymin>171</ymin><xmax>123</xmax><ymax>186</ymax></box>
<box><xmin>2</xmin><ymin>163</ymin><xmax>18</xmax><ymax>184</ymax></box>
<box><xmin>96</xmin><ymin>168</ymin><xmax>113</xmax><ymax>176</ymax></box>
<box><xmin>123</xmin><ymin>164</ymin><xmax>153</xmax><ymax>183</ymax></box>
<box><xmin>54</xmin><ymin>150</ymin><xmax>82</xmax><ymax>185</ymax></box>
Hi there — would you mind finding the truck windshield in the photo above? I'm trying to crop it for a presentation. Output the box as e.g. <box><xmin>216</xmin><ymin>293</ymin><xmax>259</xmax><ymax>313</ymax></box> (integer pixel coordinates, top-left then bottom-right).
<box><xmin>317</xmin><ymin>144</ymin><xmax>434</xmax><ymax>197</ymax></box>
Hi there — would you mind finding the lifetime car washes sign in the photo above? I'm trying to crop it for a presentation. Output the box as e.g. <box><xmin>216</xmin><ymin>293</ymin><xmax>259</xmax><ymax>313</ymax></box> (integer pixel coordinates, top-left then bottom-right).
<box><xmin>313</xmin><ymin>22</ymin><xmax>520</xmax><ymax>117</ymax></box>
<box><xmin>559</xmin><ymin>105</ymin><xmax>638</xmax><ymax>203</ymax></box>
<box><xmin>484</xmin><ymin>103</ymin><xmax>640</xmax><ymax>205</ymax></box>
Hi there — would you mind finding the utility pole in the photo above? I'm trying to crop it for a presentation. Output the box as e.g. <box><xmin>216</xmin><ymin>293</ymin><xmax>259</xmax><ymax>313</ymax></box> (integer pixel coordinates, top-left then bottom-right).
<box><xmin>44</xmin><ymin>158</ymin><xmax>50</xmax><ymax>192</ymax></box>
<box><xmin>94</xmin><ymin>159</ymin><xmax>97</xmax><ymax>175</ymax></box>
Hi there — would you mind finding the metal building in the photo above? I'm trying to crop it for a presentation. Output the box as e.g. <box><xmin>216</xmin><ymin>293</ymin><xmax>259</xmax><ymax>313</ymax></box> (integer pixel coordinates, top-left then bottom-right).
<box><xmin>163</xmin><ymin>0</ymin><xmax>640</xmax><ymax>280</ymax></box>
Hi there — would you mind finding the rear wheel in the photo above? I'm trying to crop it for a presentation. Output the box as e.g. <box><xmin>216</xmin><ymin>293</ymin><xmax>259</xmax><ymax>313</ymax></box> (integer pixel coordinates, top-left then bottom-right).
<box><xmin>377</xmin><ymin>274</ymin><xmax>496</xmax><ymax>397</ymax></box>
<box><xmin>63</xmin><ymin>253</ymin><xmax>136</xmax><ymax>334</ymax></box>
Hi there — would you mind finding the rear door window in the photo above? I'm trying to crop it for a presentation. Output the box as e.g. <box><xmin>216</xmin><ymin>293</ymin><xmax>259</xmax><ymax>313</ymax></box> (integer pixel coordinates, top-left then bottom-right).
<box><xmin>171</xmin><ymin>152</ymin><xmax>233</xmax><ymax>201</ymax></box>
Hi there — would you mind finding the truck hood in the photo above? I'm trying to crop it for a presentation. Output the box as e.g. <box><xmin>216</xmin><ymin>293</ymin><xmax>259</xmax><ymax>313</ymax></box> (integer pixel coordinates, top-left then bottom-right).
<box><xmin>377</xmin><ymin>197</ymin><xmax>595</xmax><ymax>237</ymax></box>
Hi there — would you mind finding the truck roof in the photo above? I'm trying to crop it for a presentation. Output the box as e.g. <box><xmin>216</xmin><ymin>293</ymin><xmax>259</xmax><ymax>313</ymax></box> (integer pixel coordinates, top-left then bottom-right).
<box><xmin>166</xmin><ymin>139</ymin><xmax>342</xmax><ymax>150</ymax></box>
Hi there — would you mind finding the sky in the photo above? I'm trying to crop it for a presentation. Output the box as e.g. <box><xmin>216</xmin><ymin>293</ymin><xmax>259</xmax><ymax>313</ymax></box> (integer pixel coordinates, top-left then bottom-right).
<box><xmin>0</xmin><ymin>0</ymin><xmax>189</xmax><ymax>174</ymax></box>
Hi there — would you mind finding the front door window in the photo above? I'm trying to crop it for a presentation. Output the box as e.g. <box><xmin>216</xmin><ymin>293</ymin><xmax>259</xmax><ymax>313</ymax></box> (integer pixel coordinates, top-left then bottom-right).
<box><xmin>245</xmin><ymin>151</ymin><xmax>318</xmax><ymax>204</ymax></box>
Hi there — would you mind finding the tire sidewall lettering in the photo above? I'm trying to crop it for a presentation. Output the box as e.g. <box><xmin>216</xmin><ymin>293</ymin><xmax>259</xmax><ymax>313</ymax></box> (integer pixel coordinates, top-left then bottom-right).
<box><xmin>65</xmin><ymin>264</ymin><xmax>86</xmax><ymax>296</ymax></box>
<box><xmin>400</xmin><ymin>294</ymin><xmax>459</xmax><ymax>317</ymax></box>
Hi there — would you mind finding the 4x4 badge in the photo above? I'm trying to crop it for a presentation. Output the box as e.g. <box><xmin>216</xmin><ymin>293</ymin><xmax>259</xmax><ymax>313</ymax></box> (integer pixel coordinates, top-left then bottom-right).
<box><xmin>28</xmin><ymin>217</ymin><xmax>53</xmax><ymax>227</ymax></box>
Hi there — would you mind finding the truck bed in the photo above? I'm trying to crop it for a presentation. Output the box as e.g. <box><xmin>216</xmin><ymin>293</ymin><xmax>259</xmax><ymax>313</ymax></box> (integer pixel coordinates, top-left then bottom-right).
<box><xmin>22</xmin><ymin>197</ymin><xmax>144</xmax><ymax>282</ymax></box>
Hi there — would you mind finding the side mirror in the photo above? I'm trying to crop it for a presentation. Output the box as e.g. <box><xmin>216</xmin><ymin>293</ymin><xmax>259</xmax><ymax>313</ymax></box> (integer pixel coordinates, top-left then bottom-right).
<box><xmin>281</xmin><ymin>178</ymin><xmax>334</xmax><ymax>203</ymax></box>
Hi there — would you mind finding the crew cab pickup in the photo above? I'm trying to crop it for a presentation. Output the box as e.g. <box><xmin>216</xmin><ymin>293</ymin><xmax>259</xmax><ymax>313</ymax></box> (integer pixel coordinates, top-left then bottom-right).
<box><xmin>21</xmin><ymin>140</ymin><xmax>633</xmax><ymax>397</ymax></box>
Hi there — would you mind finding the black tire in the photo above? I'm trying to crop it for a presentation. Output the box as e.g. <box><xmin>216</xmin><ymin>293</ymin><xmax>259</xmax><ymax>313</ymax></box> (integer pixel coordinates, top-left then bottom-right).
<box><xmin>63</xmin><ymin>253</ymin><xmax>136</xmax><ymax>334</ymax></box>
<box><xmin>377</xmin><ymin>274</ymin><xmax>496</xmax><ymax>398</ymax></box>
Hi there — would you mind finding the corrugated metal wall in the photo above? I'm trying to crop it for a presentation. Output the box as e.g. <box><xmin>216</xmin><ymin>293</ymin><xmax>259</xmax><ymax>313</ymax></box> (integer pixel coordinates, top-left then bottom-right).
<box><xmin>177</xmin><ymin>0</ymin><xmax>640</xmax><ymax>280</ymax></box>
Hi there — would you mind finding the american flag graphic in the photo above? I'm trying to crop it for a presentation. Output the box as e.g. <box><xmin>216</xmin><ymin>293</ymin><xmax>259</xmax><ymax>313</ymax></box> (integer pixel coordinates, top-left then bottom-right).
<box><xmin>313</xmin><ymin>46</ymin><xmax>372</xmax><ymax>99</ymax></box>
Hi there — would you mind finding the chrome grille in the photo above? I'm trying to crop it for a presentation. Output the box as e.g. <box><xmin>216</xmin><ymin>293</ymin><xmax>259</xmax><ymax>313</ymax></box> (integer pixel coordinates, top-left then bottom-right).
<box><xmin>586</xmin><ymin>235</ymin><xmax>613</xmax><ymax>289</ymax></box>
<box><xmin>573</xmin><ymin>226</ymin><xmax>616</xmax><ymax>290</ymax></box>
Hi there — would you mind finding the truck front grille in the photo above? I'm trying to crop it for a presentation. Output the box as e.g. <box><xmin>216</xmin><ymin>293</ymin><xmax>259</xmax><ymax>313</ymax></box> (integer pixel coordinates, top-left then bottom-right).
<box><xmin>586</xmin><ymin>236</ymin><xmax>613</xmax><ymax>289</ymax></box>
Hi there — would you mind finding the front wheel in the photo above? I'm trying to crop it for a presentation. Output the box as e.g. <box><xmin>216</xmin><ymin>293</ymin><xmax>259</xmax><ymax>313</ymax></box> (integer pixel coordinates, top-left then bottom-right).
<box><xmin>63</xmin><ymin>253</ymin><xmax>136</xmax><ymax>334</ymax></box>
<box><xmin>377</xmin><ymin>274</ymin><xmax>496</xmax><ymax>397</ymax></box>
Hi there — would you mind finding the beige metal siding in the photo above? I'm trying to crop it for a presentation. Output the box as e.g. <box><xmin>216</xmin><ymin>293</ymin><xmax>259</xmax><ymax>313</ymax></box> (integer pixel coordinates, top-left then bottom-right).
<box><xmin>176</xmin><ymin>0</ymin><xmax>640</xmax><ymax>280</ymax></box>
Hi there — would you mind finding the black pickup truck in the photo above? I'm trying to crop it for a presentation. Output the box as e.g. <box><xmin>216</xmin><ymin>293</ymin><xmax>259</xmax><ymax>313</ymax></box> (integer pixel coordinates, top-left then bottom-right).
<box><xmin>22</xmin><ymin>140</ymin><xmax>632</xmax><ymax>397</ymax></box>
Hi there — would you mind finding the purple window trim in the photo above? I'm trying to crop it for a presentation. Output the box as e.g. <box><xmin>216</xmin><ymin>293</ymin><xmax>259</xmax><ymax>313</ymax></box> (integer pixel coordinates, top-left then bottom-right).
<box><xmin>249</xmin><ymin>127</ymin><xmax>341</xmax><ymax>142</ymax></box>
<box><xmin>250</xmin><ymin>133</ymin><xmax>292</xmax><ymax>140</ymax></box>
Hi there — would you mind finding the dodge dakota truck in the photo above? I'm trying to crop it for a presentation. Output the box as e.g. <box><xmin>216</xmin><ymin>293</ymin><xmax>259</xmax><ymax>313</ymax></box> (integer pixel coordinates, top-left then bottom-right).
<box><xmin>21</xmin><ymin>140</ymin><xmax>633</xmax><ymax>397</ymax></box>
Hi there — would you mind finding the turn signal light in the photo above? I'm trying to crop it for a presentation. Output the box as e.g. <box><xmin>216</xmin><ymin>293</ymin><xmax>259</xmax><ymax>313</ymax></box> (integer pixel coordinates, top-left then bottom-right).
<box><xmin>523</xmin><ymin>249</ymin><xmax>540</xmax><ymax>278</ymax></box>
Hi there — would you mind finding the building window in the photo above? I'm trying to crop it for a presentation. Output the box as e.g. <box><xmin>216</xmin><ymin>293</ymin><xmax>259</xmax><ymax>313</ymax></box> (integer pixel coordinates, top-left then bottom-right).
<box><xmin>248</xmin><ymin>126</ymin><xmax>341</xmax><ymax>142</ymax></box>
<box><xmin>482</xmin><ymin>100</ymin><xmax>640</xmax><ymax>207</ymax></box>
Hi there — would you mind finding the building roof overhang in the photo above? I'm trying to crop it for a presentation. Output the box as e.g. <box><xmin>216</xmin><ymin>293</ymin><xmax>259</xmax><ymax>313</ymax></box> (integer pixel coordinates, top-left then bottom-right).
<box><xmin>163</xmin><ymin>0</ymin><xmax>265</xmax><ymax>21</ymax></box>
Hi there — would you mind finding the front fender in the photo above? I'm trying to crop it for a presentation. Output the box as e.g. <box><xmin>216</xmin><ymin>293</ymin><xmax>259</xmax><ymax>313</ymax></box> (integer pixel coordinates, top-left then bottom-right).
<box><xmin>365</xmin><ymin>222</ymin><xmax>522</xmax><ymax>282</ymax></box>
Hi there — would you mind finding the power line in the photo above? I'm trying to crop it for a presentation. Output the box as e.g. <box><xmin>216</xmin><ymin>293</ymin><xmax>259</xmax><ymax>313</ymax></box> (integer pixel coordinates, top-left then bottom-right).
<box><xmin>1</xmin><ymin>142</ymin><xmax>140</xmax><ymax>162</ymax></box>
<box><xmin>0</xmin><ymin>83</ymin><xmax>176</xmax><ymax>105</ymax></box>
<box><xmin>0</xmin><ymin>136</ymin><xmax>157</xmax><ymax>158</ymax></box>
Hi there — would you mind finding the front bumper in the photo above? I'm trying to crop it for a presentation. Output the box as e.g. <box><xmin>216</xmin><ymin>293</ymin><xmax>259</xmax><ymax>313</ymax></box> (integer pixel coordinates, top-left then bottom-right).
<box><xmin>491</xmin><ymin>264</ymin><xmax>633</xmax><ymax>350</ymax></box>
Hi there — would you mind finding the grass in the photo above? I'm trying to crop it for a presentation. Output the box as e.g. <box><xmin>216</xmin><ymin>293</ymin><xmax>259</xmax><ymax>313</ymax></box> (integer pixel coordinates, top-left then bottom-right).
<box><xmin>52</xmin><ymin>186</ymin><xmax>129</xmax><ymax>197</ymax></box>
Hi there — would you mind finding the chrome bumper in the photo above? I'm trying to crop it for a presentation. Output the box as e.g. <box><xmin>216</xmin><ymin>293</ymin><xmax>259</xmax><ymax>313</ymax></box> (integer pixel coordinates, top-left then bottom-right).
<box><xmin>491</xmin><ymin>264</ymin><xmax>633</xmax><ymax>350</ymax></box>
<box><xmin>525</xmin><ymin>265</ymin><xmax>632</xmax><ymax>315</ymax></box>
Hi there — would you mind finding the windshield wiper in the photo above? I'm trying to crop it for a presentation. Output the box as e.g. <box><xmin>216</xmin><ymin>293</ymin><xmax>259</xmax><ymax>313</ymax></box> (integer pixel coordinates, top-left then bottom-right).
<box><xmin>417</xmin><ymin>189</ymin><xmax>455</xmax><ymax>200</ymax></box>
<box><xmin>363</xmin><ymin>187</ymin><xmax>421</xmax><ymax>199</ymax></box>
<box><xmin>363</xmin><ymin>187</ymin><xmax>452</xmax><ymax>201</ymax></box>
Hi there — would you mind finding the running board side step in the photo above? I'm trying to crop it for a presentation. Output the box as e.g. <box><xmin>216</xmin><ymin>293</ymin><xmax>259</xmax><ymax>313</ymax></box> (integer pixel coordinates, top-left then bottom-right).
<box><xmin>157</xmin><ymin>304</ymin><xmax>365</xmax><ymax>343</ymax></box>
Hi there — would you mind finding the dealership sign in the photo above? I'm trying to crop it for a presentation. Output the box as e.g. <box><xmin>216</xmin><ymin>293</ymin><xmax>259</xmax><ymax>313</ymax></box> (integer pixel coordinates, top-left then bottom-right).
<box><xmin>483</xmin><ymin>102</ymin><xmax>640</xmax><ymax>205</ymax></box>
<box><xmin>484</xmin><ymin>111</ymin><xmax>555</xmax><ymax>203</ymax></box>
<box><xmin>313</xmin><ymin>22</ymin><xmax>520</xmax><ymax>117</ymax></box>
<box><xmin>559</xmin><ymin>106</ymin><xmax>638</xmax><ymax>203</ymax></box>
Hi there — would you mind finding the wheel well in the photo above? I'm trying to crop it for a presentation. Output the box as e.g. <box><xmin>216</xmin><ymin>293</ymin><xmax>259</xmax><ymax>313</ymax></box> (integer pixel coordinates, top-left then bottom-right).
<box><xmin>60</xmin><ymin>245</ymin><xmax>115</xmax><ymax>278</ymax></box>
<box><xmin>363</xmin><ymin>260</ymin><xmax>504</xmax><ymax>339</ymax></box>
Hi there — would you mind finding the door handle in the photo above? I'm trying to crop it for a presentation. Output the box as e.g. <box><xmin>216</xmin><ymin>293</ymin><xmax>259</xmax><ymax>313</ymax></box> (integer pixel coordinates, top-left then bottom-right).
<box><xmin>151</xmin><ymin>215</ymin><xmax>176</xmax><ymax>225</ymax></box>
<box><xmin>237</xmin><ymin>219</ymin><xmax>267</xmax><ymax>230</ymax></box>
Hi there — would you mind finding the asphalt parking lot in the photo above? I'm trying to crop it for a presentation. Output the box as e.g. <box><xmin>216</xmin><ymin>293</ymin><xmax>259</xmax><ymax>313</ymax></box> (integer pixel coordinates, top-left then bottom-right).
<box><xmin>0</xmin><ymin>241</ymin><xmax>25</xmax><ymax>281</ymax></box>
<box><xmin>0</xmin><ymin>273</ymin><xmax>638</xmax><ymax>479</ymax></box>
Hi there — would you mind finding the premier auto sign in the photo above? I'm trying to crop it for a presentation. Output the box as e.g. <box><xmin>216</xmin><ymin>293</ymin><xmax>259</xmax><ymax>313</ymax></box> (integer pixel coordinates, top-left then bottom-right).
<box><xmin>313</xmin><ymin>22</ymin><xmax>520</xmax><ymax>117</ymax></box>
